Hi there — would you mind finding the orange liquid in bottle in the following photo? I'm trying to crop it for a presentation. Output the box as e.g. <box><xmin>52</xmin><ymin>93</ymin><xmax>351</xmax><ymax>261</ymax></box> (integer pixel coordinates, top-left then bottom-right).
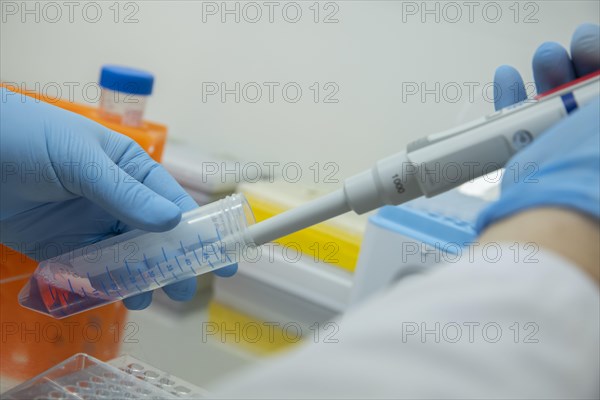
<box><xmin>0</xmin><ymin>246</ymin><xmax>128</xmax><ymax>382</ymax></box>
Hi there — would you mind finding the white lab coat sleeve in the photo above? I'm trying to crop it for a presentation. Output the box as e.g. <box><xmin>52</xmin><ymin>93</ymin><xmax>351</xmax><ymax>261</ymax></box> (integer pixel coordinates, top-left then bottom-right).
<box><xmin>212</xmin><ymin>243</ymin><xmax>600</xmax><ymax>399</ymax></box>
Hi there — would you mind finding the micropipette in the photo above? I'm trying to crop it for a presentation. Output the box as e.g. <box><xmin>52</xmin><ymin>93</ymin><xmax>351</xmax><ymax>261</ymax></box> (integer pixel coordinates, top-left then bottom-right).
<box><xmin>246</xmin><ymin>72</ymin><xmax>600</xmax><ymax>246</ymax></box>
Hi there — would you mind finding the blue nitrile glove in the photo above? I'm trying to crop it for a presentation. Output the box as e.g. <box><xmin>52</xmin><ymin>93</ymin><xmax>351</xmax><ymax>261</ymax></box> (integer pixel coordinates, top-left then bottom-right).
<box><xmin>0</xmin><ymin>88</ymin><xmax>237</xmax><ymax>310</ymax></box>
<box><xmin>476</xmin><ymin>23</ymin><xmax>600</xmax><ymax>233</ymax></box>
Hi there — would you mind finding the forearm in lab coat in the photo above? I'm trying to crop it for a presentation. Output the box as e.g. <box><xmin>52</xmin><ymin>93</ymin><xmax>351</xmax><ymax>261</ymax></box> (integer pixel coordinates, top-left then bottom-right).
<box><xmin>212</xmin><ymin>242</ymin><xmax>600</xmax><ymax>399</ymax></box>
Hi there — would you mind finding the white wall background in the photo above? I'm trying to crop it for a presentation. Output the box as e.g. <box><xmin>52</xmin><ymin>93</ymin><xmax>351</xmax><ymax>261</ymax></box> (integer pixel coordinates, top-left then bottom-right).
<box><xmin>2</xmin><ymin>1</ymin><xmax>598</xmax><ymax>183</ymax></box>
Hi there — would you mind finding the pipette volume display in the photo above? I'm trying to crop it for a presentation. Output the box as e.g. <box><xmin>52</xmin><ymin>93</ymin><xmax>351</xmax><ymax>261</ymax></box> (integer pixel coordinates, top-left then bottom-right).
<box><xmin>18</xmin><ymin>194</ymin><xmax>255</xmax><ymax>318</ymax></box>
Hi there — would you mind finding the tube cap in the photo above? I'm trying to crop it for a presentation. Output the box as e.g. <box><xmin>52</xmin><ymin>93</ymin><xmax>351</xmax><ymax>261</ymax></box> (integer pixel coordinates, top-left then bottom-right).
<box><xmin>99</xmin><ymin>65</ymin><xmax>154</xmax><ymax>95</ymax></box>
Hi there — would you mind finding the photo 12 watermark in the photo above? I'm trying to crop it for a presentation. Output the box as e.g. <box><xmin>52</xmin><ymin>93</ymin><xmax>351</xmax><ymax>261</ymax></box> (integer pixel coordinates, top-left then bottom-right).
<box><xmin>201</xmin><ymin>321</ymin><xmax>340</xmax><ymax>344</ymax></box>
<box><xmin>400</xmin><ymin>80</ymin><xmax>536</xmax><ymax>105</ymax></box>
<box><xmin>401</xmin><ymin>321</ymin><xmax>540</xmax><ymax>344</ymax></box>
<box><xmin>201</xmin><ymin>81</ymin><xmax>340</xmax><ymax>104</ymax></box>
<box><xmin>1</xmin><ymin>1</ymin><xmax>141</xmax><ymax>24</ymax></box>
<box><xmin>400</xmin><ymin>1</ymin><xmax>540</xmax><ymax>24</ymax></box>
<box><xmin>200</xmin><ymin>1</ymin><xmax>340</xmax><ymax>24</ymax></box>
<box><xmin>198</xmin><ymin>160</ymin><xmax>340</xmax><ymax>184</ymax></box>
<box><xmin>401</xmin><ymin>241</ymin><xmax>540</xmax><ymax>265</ymax></box>
<box><xmin>1</xmin><ymin>321</ymin><xmax>140</xmax><ymax>344</ymax></box>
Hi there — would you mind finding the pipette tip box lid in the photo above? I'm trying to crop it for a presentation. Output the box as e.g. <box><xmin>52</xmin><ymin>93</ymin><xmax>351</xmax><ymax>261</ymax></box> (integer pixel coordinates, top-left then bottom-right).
<box><xmin>349</xmin><ymin>188</ymin><xmax>491</xmax><ymax>305</ymax></box>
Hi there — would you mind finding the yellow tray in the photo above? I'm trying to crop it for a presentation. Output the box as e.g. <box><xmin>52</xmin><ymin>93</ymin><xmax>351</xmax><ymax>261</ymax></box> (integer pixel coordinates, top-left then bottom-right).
<box><xmin>241</xmin><ymin>183</ymin><xmax>364</xmax><ymax>272</ymax></box>
<box><xmin>207</xmin><ymin>301</ymin><xmax>299</xmax><ymax>355</ymax></box>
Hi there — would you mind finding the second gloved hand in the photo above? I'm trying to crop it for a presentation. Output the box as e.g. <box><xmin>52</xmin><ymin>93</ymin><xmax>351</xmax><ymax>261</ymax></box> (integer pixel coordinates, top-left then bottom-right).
<box><xmin>477</xmin><ymin>23</ymin><xmax>600</xmax><ymax>233</ymax></box>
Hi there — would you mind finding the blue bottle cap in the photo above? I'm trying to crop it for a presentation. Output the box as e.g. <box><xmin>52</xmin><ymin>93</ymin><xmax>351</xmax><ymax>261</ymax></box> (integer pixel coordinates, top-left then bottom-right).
<box><xmin>99</xmin><ymin>65</ymin><xmax>154</xmax><ymax>95</ymax></box>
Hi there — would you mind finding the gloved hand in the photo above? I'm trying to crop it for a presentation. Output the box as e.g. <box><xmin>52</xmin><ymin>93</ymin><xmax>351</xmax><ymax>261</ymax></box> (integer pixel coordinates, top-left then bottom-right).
<box><xmin>0</xmin><ymin>88</ymin><xmax>237</xmax><ymax>310</ymax></box>
<box><xmin>476</xmin><ymin>23</ymin><xmax>600</xmax><ymax>232</ymax></box>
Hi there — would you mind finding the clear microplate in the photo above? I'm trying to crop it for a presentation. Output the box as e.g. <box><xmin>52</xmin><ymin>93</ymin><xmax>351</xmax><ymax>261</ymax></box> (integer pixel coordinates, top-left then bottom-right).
<box><xmin>1</xmin><ymin>353</ymin><xmax>208</xmax><ymax>399</ymax></box>
<box><xmin>108</xmin><ymin>355</ymin><xmax>208</xmax><ymax>398</ymax></box>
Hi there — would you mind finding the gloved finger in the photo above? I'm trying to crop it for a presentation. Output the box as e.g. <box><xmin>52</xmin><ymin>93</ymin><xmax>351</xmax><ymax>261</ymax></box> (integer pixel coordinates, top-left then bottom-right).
<box><xmin>99</xmin><ymin>133</ymin><xmax>201</xmax><ymax>304</ymax></box>
<box><xmin>162</xmin><ymin>277</ymin><xmax>198</xmax><ymax>302</ymax></box>
<box><xmin>213</xmin><ymin>263</ymin><xmax>238</xmax><ymax>277</ymax></box>
<box><xmin>532</xmin><ymin>42</ymin><xmax>576</xmax><ymax>94</ymax></box>
<box><xmin>571</xmin><ymin>23</ymin><xmax>600</xmax><ymax>77</ymax></box>
<box><xmin>494</xmin><ymin>65</ymin><xmax>527</xmax><ymax>111</ymax></box>
<box><xmin>123</xmin><ymin>291</ymin><xmax>153</xmax><ymax>310</ymax></box>
<box><xmin>105</xmin><ymin>132</ymin><xmax>198</xmax><ymax>213</ymax></box>
<box><xmin>57</xmin><ymin>138</ymin><xmax>182</xmax><ymax>232</ymax></box>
